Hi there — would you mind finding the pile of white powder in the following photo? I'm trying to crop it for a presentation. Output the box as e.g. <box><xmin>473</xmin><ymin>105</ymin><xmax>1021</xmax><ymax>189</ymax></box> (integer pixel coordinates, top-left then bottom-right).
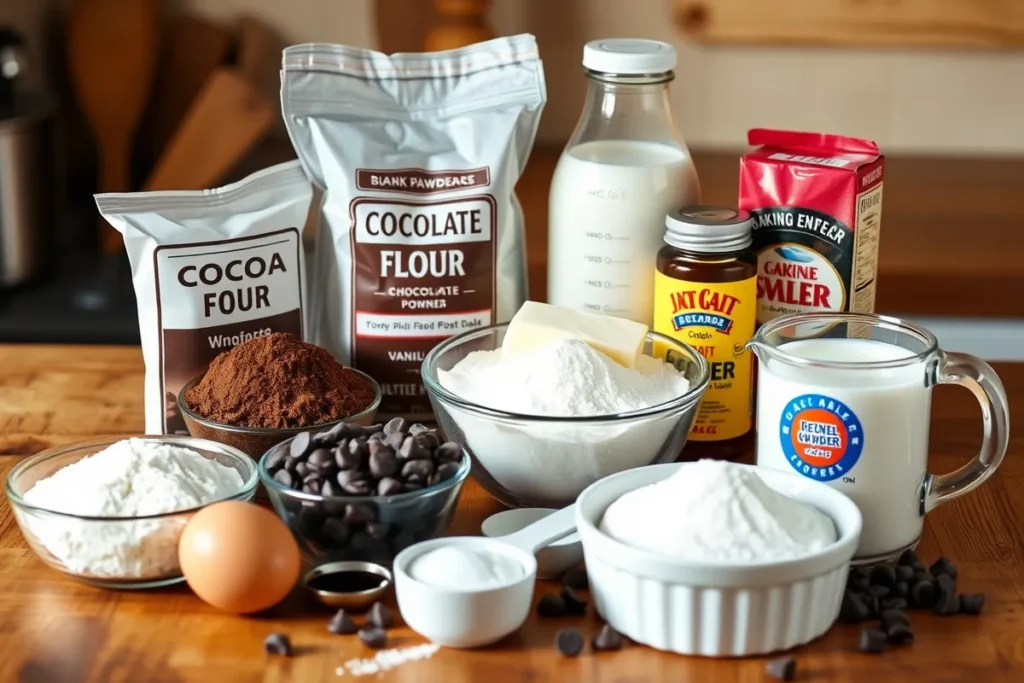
<box><xmin>438</xmin><ymin>339</ymin><xmax>692</xmax><ymax>502</ymax></box>
<box><xmin>22</xmin><ymin>438</ymin><xmax>244</xmax><ymax>579</ymax></box>
<box><xmin>601</xmin><ymin>459</ymin><xmax>836</xmax><ymax>562</ymax></box>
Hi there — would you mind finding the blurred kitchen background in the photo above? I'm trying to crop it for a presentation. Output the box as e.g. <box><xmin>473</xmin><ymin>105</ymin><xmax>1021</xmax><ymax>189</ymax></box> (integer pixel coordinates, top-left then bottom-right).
<box><xmin>0</xmin><ymin>0</ymin><xmax>1021</xmax><ymax>357</ymax></box>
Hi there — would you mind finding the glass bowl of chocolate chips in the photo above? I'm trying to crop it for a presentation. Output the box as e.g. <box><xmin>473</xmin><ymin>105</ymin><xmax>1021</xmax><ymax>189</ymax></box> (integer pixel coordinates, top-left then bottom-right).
<box><xmin>258</xmin><ymin>418</ymin><xmax>470</xmax><ymax>565</ymax></box>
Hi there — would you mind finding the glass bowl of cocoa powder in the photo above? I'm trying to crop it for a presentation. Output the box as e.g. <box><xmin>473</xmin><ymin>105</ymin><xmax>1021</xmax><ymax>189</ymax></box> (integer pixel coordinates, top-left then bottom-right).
<box><xmin>177</xmin><ymin>333</ymin><xmax>382</xmax><ymax>461</ymax></box>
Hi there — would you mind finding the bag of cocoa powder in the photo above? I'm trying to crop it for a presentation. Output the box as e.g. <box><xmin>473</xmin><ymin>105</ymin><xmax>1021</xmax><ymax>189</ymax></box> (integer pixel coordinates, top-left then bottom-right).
<box><xmin>282</xmin><ymin>35</ymin><xmax>546</xmax><ymax>421</ymax></box>
<box><xmin>96</xmin><ymin>161</ymin><xmax>313</xmax><ymax>434</ymax></box>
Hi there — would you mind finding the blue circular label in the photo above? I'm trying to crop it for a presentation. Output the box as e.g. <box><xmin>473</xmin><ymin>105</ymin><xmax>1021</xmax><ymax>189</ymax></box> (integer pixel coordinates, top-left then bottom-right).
<box><xmin>779</xmin><ymin>393</ymin><xmax>863</xmax><ymax>482</ymax></box>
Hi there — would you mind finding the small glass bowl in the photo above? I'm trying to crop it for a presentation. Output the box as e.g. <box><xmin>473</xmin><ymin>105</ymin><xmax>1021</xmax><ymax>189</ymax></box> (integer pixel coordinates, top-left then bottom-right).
<box><xmin>421</xmin><ymin>323</ymin><xmax>711</xmax><ymax>509</ymax></box>
<box><xmin>5</xmin><ymin>436</ymin><xmax>258</xmax><ymax>589</ymax></box>
<box><xmin>177</xmin><ymin>369</ymin><xmax>382</xmax><ymax>461</ymax></box>
<box><xmin>258</xmin><ymin>436</ymin><xmax>470</xmax><ymax>566</ymax></box>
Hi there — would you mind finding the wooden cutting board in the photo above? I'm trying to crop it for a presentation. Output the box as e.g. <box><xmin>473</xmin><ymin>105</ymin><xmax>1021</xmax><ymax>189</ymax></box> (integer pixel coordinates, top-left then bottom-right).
<box><xmin>67</xmin><ymin>0</ymin><xmax>160</xmax><ymax>252</ymax></box>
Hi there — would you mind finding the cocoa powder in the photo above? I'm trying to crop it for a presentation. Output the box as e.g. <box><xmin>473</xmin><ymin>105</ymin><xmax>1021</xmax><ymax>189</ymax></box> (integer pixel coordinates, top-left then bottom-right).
<box><xmin>184</xmin><ymin>333</ymin><xmax>376</xmax><ymax>429</ymax></box>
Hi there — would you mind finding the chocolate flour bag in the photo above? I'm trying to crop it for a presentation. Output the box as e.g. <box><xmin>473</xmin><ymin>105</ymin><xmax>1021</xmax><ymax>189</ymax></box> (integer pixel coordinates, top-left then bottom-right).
<box><xmin>96</xmin><ymin>161</ymin><xmax>313</xmax><ymax>434</ymax></box>
<box><xmin>282</xmin><ymin>35</ymin><xmax>546</xmax><ymax>420</ymax></box>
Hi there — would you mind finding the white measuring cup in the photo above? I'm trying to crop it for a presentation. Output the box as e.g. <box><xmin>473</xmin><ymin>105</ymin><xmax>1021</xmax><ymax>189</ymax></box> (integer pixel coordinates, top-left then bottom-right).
<box><xmin>394</xmin><ymin>505</ymin><xmax>577</xmax><ymax>648</ymax></box>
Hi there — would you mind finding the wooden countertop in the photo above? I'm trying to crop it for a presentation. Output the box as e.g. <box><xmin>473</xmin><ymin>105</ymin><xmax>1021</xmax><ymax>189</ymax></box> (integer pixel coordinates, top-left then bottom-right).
<box><xmin>0</xmin><ymin>345</ymin><xmax>1022</xmax><ymax>681</ymax></box>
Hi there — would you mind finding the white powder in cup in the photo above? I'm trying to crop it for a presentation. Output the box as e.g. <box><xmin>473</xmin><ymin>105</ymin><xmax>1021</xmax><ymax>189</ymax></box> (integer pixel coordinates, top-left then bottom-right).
<box><xmin>437</xmin><ymin>339</ymin><xmax>691</xmax><ymax>502</ymax></box>
<box><xmin>20</xmin><ymin>438</ymin><xmax>244</xmax><ymax>579</ymax></box>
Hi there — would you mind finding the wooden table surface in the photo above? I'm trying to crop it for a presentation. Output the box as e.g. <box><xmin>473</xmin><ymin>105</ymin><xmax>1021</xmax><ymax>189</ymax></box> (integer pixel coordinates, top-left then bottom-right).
<box><xmin>0</xmin><ymin>343</ymin><xmax>1021</xmax><ymax>681</ymax></box>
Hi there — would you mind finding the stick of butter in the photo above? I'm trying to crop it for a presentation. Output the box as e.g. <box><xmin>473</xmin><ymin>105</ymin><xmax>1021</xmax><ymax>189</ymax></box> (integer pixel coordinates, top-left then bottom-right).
<box><xmin>501</xmin><ymin>301</ymin><xmax>649</xmax><ymax>368</ymax></box>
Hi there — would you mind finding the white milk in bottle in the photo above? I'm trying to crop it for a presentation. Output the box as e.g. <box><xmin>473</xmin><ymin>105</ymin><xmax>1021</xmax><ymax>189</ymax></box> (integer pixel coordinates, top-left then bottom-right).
<box><xmin>548</xmin><ymin>39</ymin><xmax>700</xmax><ymax>326</ymax></box>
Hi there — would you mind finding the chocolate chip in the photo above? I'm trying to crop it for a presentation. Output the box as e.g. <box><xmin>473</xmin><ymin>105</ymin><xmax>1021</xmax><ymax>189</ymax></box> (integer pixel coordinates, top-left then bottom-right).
<box><xmin>897</xmin><ymin>549</ymin><xmax>920</xmax><ymax>567</ymax></box>
<box><xmin>880</xmin><ymin>609</ymin><xmax>910</xmax><ymax>629</ymax></box>
<box><xmin>886</xmin><ymin>623</ymin><xmax>915</xmax><ymax>645</ymax></box>
<box><xmin>858</xmin><ymin>628</ymin><xmax>887</xmax><ymax>654</ymax></box>
<box><xmin>308</xmin><ymin>448</ymin><xmax>334</xmax><ymax>469</ymax></box>
<box><xmin>881</xmin><ymin>597</ymin><xmax>908</xmax><ymax>611</ymax></box>
<box><xmin>765</xmin><ymin>657</ymin><xmax>796</xmax><ymax>681</ymax></box>
<box><xmin>367</xmin><ymin>602</ymin><xmax>395</xmax><ymax>629</ymax></box>
<box><xmin>562</xmin><ymin>566</ymin><xmax>588</xmax><ymax>591</ymax></box>
<box><xmin>910</xmin><ymin>579</ymin><xmax>937</xmax><ymax>609</ymax></box>
<box><xmin>358</xmin><ymin>626</ymin><xmax>387</xmax><ymax>649</ymax></box>
<box><xmin>321</xmin><ymin>479</ymin><xmax>339</xmax><ymax>497</ymax></box>
<box><xmin>913</xmin><ymin>568</ymin><xmax>932</xmax><ymax>583</ymax></box>
<box><xmin>302</xmin><ymin>480</ymin><xmax>322</xmax><ymax>495</ymax></box>
<box><xmin>591</xmin><ymin>623</ymin><xmax>623</xmax><ymax>652</ymax></box>
<box><xmin>895</xmin><ymin>565</ymin><xmax>915</xmax><ymax>582</ymax></box>
<box><xmin>933</xmin><ymin>579</ymin><xmax>960</xmax><ymax>616</ymax></box>
<box><xmin>402</xmin><ymin>482</ymin><xmax>423</xmax><ymax>492</ymax></box>
<box><xmin>368</xmin><ymin>445</ymin><xmax>399</xmax><ymax>479</ymax></box>
<box><xmin>401</xmin><ymin>459</ymin><xmax>434</xmax><ymax>481</ymax></box>
<box><xmin>434</xmin><ymin>461</ymin><xmax>460</xmax><ymax>483</ymax></box>
<box><xmin>327</xmin><ymin>610</ymin><xmax>358</xmax><ymax>635</ymax></box>
<box><xmin>365</xmin><ymin>521</ymin><xmax>387</xmax><ymax>540</ymax></box>
<box><xmin>367</xmin><ymin>430</ymin><xmax>386</xmax><ymax>444</ymax></box>
<box><xmin>377</xmin><ymin>477</ymin><xmax>403</xmax><ymax>496</ymax></box>
<box><xmin>849</xmin><ymin>575</ymin><xmax>870</xmax><ymax>593</ymax></box>
<box><xmin>838</xmin><ymin>590</ymin><xmax>870</xmax><ymax>624</ymax></box>
<box><xmin>561</xmin><ymin>586</ymin><xmax>587</xmax><ymax>615</ymax></box>
<box><xmin>343</xmin><ymin>503</ymin><xmax>376</xmax><ymax>525</ymax></box>
<box><xmin>415</xmin><ymin>431</ymin><xmax>440</xmax><ymax>450</ymax></box>
<box><xmin>265</xmin><ymin>447</ymin><xmax>287</xmax><ymax>471</ymax></box>
<box><xmin>384</xmin><ymin>431</ymin><xmax>405</xmax><ymax>450</ymax></box>
<box><xmin>894</xmin><ymin>581</ymin><xmax>909</xmax><ymax>599</ymax></box>
<box><xmin>263</xmin><ymin>632</ymin><xmax>293</xmax><ymax>656</ymax></box>
<box><xmin>870</xmin><ymin>565</ymin><xmax>896</xmax><ymax>588</ymax></box>
<box><xmin>321</xmin><ymin>518</ymin><xmax>350</xmax><ymax>544</ymax></box>
<box><xmin>337</xmin><ymin>470</ymin><xmax>372</xmax><ymax>495</ymax></box>
<box><xmin>383</xmin><ymin>417</ymin><xmax>406</xmax><ymax>435</ymax></box>
<box><xmin>555</xmin><ymin>628</ymin><xmax>584</xmax><ymax>657</ymax></box>
<box><xmin>335</xmin><ymin>445</ymin><xmax>362</xmax><ymax>471</ymax></box>
<box><xmin>398</xmin><ymin>436</ymin><xmax>429</xmax><ymax>461</ymax></box>
<box><xmin>930</xmin><ymin>556</ymin><xmax>958</xmax><ymax>579</ymax></box>
<box><xmin>537</xmin><ymin>594</ymin><xmax>566</xmax><ymax>618</ymax></box>
<box><xmin>409</xmin><ymin>423</ymin><xmax>429</xmax><ymax>435</ymax></box>
<box><xmin>866</xmin><ymin>585</ymin><xmax>890</xmax><ymax>599</ymax></box>
<box><xmin>289</xmin><ymin>432</ymin><xmax>311</xmax><ymax>459</ymax></box>
<box><xmin>435</xmin><ymin>442</ymin><xmax>462</xmax><ymax>462</ymax></box>
<box><xmin>273</xmin><ymin>469</ymin><xmax>294</xmax><ymax>488</ymax></box>
<box><xmin>959</xmin><ymin>593</ymin><xmax>985</xmax><ymax>615</ymax></box>
<box><xmin>296</xmin><ymin>461</ymin><xmax>313</xmax><ymax>478</ymax></box>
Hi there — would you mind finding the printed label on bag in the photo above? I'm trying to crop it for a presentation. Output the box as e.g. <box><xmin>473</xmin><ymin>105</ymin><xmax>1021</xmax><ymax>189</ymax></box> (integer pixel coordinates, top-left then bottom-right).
<box><xmin>779</xmin><ymin>393</ymin><xmax>864</xmax><ymax>481</ymax></box>
<box><xmin>154</xmin><ymin>228</ymin><xmax>304</xmax><ymax>434</ymax></box>
<box><xmin>350</xmin><ymin>186</ymin><xmax>496</xmax><ymax>418</ymax></box>
<box><xmin>653</xmin><ymin>273</ymin><xmax>756</xmax><ymax>441</ymax></box>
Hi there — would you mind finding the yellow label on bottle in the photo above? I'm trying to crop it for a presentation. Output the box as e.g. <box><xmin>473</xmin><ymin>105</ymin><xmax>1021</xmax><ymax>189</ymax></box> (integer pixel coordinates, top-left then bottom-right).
<box><xmin>652</xmin><ymin>272</ymin><xmax>756</xmax><ymax>441</ymax></box>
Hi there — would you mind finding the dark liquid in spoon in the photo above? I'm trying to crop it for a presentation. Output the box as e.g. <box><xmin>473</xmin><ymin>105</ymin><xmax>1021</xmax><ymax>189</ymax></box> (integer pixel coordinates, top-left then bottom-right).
<box><xmin>309</xmin><ymin>571</ymin><xmax>386</xmax><ymax>593</ymax></box>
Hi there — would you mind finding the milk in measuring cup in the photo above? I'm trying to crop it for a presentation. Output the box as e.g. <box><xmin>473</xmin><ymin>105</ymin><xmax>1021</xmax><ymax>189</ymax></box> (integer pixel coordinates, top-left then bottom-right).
<box><xmin>548</xmin><ymin>140</ymin><xmax>697</xmax><ymax>323</ymax></box>
<box><xmin>755</xmin><ymin>337</ymin><xmax>929</xmax><ymax>558</ymax></box>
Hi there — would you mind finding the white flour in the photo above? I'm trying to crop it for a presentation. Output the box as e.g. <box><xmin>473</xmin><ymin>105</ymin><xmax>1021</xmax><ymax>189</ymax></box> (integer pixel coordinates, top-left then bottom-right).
<box><xmin>601</xmin><ymin>460</ymin><xmax>836</xmax><ymax>562</ymax></box>
<box><xmin>438</xmin><ymin>339</ymin><xmax>691</xmax><ymax>502</ymax></box>
<box><xmin>336</xmin><ymin>643</ymin><xmax>440</xmax><ymax>676</ymax></box>
<box><xmin>22</xmin><ymin>438</ymin><xmax>243</xmax><ymax>579</ymax></box>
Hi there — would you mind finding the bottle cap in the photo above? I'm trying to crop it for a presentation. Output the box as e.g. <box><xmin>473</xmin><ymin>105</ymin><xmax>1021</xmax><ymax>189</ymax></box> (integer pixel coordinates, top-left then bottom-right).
<box><xmin>664</xmin><ymin>206</ymin><xmax>753</xmax><ymax>253</ymax></box>
<box><xmin>582</xmin><ymin>39</ymin><xmax>676</xmax><ymax>75</ymax></box>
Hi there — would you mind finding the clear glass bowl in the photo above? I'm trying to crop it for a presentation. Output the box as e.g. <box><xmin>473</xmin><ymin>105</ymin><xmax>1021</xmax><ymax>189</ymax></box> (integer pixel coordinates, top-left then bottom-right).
<box><xmin>258</xmin><ymin>436</ymin><xmax>470</xmax><ymax>566</ymax></box>
<box><xmin>421</xmin><ymin>324</ymin><xmax>710</xmax><ymax>508</ymax></box>
<box><xmin>177</xmin><ymin>370</ymin><xmax>382</xmax><ymax>461</ymax></box>
<box><xmin>5</xmin><ymin>436</ymin><xmax>258</xmax><ymax>589</ymax></box>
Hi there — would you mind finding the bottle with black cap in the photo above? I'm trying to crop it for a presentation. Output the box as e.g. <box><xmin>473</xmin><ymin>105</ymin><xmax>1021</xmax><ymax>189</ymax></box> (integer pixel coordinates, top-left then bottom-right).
<box><xmin>548</xmin><ymin>38</ymin><xmax>700</xmax><ymax>327</ymax></box>
<box><xmin>653</xmin><ymin>206</ymin><xmax>757</xmax><ymax>461</ymax></box>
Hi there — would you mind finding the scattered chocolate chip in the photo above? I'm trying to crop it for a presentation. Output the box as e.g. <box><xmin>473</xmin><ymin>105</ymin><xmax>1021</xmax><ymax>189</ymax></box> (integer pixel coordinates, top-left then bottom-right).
<box><xmin>858</xmin><ymin>628</ymin><xmax>887</xmax><ymax>654</ymax></box>
<box><xmin>910</xmin><ymin>579</ymin><xmax>937</xmax><ymax>609</ymax></box>
<box><xmin>933</xmin><ymin>579</ymin><xmax>960</xmax><ymax>616</ymax></box>
<box><xmin>383</xmin><ymin>417</ymin><xmax>406</xmax><ymax>435</ymax></box>
<box><xmin>562</xmin><ymin>566</ymin><xmax>589</xmax><ymax>591</ymax></box>
<box><xmin>839</xmin><ymin>590</ymin><xmax>870</xmax><ymax>624</ymax></box>
<box><xmin>591</xmin><ymin>623</ymin><xmax>624</xmax><ymax>652</ymax></box>
<box><xmin>894</xmin><ymin>581</ymin><xmax>909</xmax><ymax>599</ymax></box>
<box><xmin>886</xmin><ymin>623</ymin><xmax>915</xmax><ymax>645</ymax></box>
<box><xmin>866</xmin><ymin>585</ymin><xmax>890</xmax><ymax>599</ymax></box>
<box><xmin>849</xmin><ymin>575</ymin><xmax>871</xmax><ymax>593</ymax></box>
<box><xmin>895</xmin><ymin>565</ymin><xmax>915</xmax><ymax>582</ymax></box>
<box><xmin>367</xmin><ymin>602</ymin><xmax>395</xmax><ymax>629</ymax></box>
<box><xmin>555</xmin><ymin>628</ymin><xmax>584</xmax><ymax>657</ymax></box>
<box><xmin>289</xmin><ymin>432</ymin><xmax>311</xmax><ymax>458</ymax></box>
<box><xmin>881</xmin><ymin>597</ymin><xmax>908</xmax><ymax>611</ymax></box>
<box><xmin>377</xmin><ymin>477</ymin><xmax>403</xmax><ymax>496</ymax></box>
<box><xmin>327</xmin><ymin>610</ymin><xmax>358</xmax><ymax>635</ymax></box>
<box><xmin>263</xmin><ymin>632</ymin><xmax>293</xmax><ymax>656</ymax></box>
<box><xmin>880</xmin><ymin>609</ymin><xmax>910</xmax><ymax>629</ymax></box>
<box><xmin>765</xmin><ymin>657</ymin><xmax>797</xmax><ymax>681</ymax></box>
<box><xmin>959</xmin><ymin>593</ymin><xmax>985</xmax><ymax>615</ymax></box>
<box><xmin>358</xmin><ymin>626</ymin><xmax>387</xmax><ymax>649</ymax></box>
<box><xmin>897</xmin><ymin>549</ymin><xmax>920</xmax><ymax>567</ymax></box>
<box><xmin>537</xmin><ymin>594</ymin><xmax>567</xmax><ymax>618</ymax></box>
<box><xmin>273</xmin><ymin>469</ymin><xmax>294</xmax><ymax>488</ymax></box>
<box><xmin>870</xmin><ymin>565</ymin><xmax>896</xmax><ymax>588</ymax></box>
<box><xmin>561</xmin><ymin>586</ymin><xmax>588</xmax><ymax>615</ymax></box>
<box><xmin>930</xmin><ymin>556</ymin><xmax>958</xmax><ymax>579</ymax></box>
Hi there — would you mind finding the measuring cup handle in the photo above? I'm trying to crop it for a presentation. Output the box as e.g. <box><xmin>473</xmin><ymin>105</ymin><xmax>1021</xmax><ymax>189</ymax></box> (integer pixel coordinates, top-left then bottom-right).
<box><xmin>922</xmin><ymin>351</ymin><xmax>1010</xmax><ymax>514</ymax></box>
<box><xmin>500</xmin><ymin>505</ymin><xmax>578</xmax><ymax>554</ymax></box>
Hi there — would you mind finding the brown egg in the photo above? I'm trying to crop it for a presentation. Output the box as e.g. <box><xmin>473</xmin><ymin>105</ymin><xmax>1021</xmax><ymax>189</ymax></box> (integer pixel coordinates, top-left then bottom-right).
<box><xmin>179</xmin><ymin>501</ymin><xmax>300</xmax><ymax>614</ymax></box>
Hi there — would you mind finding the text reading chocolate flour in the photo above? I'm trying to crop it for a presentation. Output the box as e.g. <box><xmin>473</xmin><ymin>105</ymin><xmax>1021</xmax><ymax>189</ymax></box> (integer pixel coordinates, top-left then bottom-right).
<box><xmin>283</xmin><ymin>35</ymin><xmax>546</xmax><ymax>419</ymax></box>
<box><xmin>97</xmin><ymin>162</ymin><xmax>312</xmax><ymax>434</ymax></box>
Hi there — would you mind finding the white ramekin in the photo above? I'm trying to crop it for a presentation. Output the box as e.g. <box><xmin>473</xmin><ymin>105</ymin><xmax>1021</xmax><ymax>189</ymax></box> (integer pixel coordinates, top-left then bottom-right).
<box><xmin>575</xmin><ymin>462</ymin><xmax>862</xmax><ymax>657</ymax></box>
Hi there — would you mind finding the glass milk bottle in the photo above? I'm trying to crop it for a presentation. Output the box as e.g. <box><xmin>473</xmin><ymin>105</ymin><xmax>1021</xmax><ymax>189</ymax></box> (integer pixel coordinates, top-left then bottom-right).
<box><xmin>548</xmin><ymin>39</ymin><xmax>701</xmax><ymax>326</ymax></box>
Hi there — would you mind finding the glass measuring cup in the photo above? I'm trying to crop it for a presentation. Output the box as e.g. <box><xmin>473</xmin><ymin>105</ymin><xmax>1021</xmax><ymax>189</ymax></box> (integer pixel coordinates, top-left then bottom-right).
<box><xmin>747</xmin><ymin>312</ymin><xmax>1009</xmax><ymax>563</ymax></box>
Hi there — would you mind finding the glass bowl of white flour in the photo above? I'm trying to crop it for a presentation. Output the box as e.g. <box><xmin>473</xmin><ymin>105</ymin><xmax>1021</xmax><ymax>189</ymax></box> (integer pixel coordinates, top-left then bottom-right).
<box><xmin>421</xmin><ymin>324</ymin><xmax>710</xmax><ymax>508</ymax></box>
<box><xmin>6</xmin><ymin>436</ymin><xmax>258</xmax><ymax>589</ymax></box>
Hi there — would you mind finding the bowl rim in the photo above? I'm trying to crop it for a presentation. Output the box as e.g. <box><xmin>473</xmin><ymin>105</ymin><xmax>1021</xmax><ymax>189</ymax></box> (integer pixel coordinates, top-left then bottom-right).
<box><xmin>420</xmin><ymin>323</ymin><xmax>711</xmax><ymax>423</ymax></box>
<box><xmin>5</xmin><ymin>435</ymin><xmax>260</xmax><ymax>521</ymax></box>
<box><xmin>176</xmin><ymin>367</ymin><xmax>383</xmax><ymax>435</ymax></box>
<box><xmin>257</xmin><ymin>435</ymin><xmax>472</xmax><ymax>504</ymax></box>
<box><xmin>574</xmin><ymin>462</ymin><xmax>863</xmax><ymax>585</ymax></box>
